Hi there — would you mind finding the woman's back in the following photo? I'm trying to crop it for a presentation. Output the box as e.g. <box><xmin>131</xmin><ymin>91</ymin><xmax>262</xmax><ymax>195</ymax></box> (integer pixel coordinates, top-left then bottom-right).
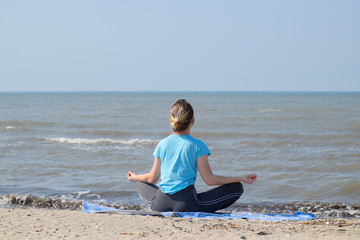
<box><xmin>154</xmin><ymin>134</ymin><xmax>210</xmax><ymax>195</ymax></box>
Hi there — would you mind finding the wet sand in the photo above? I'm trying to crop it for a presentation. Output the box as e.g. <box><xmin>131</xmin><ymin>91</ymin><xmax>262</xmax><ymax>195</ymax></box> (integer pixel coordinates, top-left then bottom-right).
<box><xmin>1</xmin><ymin>207</ymin><xmax>359</xmax><ymax>240</ymax></box>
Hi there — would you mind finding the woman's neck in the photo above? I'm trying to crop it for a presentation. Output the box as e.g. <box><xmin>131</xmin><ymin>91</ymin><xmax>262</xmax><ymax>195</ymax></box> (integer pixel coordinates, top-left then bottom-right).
<box><xmin>173</xmin><ymin>128</ymin><xmax>191</xmax><ymax>135</ymax></box>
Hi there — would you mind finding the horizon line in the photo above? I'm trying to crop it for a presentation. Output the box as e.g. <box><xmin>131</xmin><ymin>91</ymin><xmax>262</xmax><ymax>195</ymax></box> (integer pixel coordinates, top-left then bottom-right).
<box><xmin>1</xmin><ymin>90</ymin><xmax>360</xmax><ymax>94</ymax></box>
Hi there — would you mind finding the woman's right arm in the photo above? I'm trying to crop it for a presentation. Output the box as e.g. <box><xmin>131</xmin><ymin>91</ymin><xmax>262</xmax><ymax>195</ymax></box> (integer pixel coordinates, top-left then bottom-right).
<box><xmin>127</xmin><ymin>157</ymin><xmax>161</xmax><ymax>184</ymax></box>
<box><xmin>197</xmin><ymin>154</ymin><xmax>257</xmax><ymax>186</ymax></box>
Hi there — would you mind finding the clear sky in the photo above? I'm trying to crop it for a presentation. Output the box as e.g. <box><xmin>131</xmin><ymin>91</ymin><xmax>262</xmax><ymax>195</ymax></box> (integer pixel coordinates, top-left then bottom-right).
<box><xmin>1</xmin><ymin>0</ymin><xmax>359</xmax><ymax>92</ymax></box>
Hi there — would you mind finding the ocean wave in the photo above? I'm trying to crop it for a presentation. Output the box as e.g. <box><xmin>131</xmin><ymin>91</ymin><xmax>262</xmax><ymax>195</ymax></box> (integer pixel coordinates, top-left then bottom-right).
<box><xmin>71</xmin><ymin>130</ymin><xmax>133</xmax><ymax>138</ymax></box>
<box><xmin>0</xmin><ymin>120</ymin><xmax>56</xmax><ymax>128</ymax></box>
<box><xmin>44</xmin><ymin>137</ymin><xmax>158</xmax><ymax>146</ymax></box>
<box><xmin>348</xmin><ymin>124</ymin><xmax>360</xmax><ymax>132</ymax></box>
<box><xmin>257</xmin><ymin>108</ymin><xmax>282</xmax><ymax>113</ymax></box>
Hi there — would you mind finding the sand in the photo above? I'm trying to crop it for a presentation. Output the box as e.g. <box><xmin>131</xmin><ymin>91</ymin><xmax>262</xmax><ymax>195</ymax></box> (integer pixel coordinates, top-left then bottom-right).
<box><xmin>1</xmin><ymin>207</ymin><xmax>359</xmax><ymax>240</ymax></box>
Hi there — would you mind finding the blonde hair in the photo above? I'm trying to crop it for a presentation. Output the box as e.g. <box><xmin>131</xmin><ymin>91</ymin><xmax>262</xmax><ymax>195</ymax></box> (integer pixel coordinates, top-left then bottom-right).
<box><xmin>170</xmin><ymin>99</ymin><xmax>194</xmax><ymax>132</ymax></box>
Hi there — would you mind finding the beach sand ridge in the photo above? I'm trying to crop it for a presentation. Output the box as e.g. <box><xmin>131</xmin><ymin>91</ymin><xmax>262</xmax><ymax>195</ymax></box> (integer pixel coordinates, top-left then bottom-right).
<box><xmin>1</xmin><ymin>207</ymin><xmax>359</xmax><ymax>240</ymax></box>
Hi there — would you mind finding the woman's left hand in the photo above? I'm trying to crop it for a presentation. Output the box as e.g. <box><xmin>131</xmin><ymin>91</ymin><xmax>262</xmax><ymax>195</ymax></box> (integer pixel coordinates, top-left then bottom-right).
<box><xmin>127</xmin><ymin>170</ymin><xmax>138</xmax><ymax>183</ymax></box>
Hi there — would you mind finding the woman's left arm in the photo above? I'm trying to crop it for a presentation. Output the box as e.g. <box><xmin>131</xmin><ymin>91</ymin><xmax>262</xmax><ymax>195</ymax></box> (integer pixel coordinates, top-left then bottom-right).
<box><xmin>127</xmin><ymin>157</ymin><xmax>161</xmax><ymax>184</ymax></box>
<box><xmin>197</xmin><ymin>154</ymin><xmax>257</xmax><ymax>186</ymax></box>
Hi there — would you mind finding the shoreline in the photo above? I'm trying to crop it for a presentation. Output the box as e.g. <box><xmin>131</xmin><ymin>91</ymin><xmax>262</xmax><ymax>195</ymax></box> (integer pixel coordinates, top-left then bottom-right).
<box><xmin>2</xmin><ymin>193</ymin><xmax>360</xmax><ymax>219</ymax></box>
<box><xmin>1</xmin><ymin>206</ymin><xmax>359</xmax><ymax>240</ymax></box>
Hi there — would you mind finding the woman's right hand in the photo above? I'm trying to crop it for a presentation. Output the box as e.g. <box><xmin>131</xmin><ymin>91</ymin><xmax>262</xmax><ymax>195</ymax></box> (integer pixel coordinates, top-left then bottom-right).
<box><xmin>242</xmin><ymin>173</ymin><xmax>257</xmax><ymax>184</ymax></box>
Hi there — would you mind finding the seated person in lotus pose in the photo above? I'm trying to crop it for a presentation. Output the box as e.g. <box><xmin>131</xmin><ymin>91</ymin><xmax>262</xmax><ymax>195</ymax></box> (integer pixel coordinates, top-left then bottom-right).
<box><xmin>127</xmin><ymin>99</ymin><xmax>257</xmax><ymax>213</ymax></box>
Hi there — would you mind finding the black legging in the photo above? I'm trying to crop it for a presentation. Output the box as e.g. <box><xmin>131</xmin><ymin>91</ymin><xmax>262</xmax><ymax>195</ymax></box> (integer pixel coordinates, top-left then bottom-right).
<box><xmin>137</xmin><ymin>182</ymin><xmax>243</xmax><ymax>213</ymax></box>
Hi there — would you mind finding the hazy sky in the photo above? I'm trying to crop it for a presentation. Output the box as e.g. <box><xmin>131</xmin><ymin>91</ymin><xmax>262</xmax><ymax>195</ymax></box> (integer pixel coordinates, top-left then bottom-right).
<box><xmin>1</xmin><ymin>1</ymin><xmax>359</xmax><ymax>92</ymax></box>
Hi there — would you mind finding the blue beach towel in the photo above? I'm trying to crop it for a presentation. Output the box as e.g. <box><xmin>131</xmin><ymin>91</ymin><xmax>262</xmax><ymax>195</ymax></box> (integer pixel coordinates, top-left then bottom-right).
<box><xmin>161</xmin><ymin>211</ymin><xmax>315</xmax><ymax>221</ymax></box>
<box><xmin>82</xmin><ymin>202</ymin><xmax>315</xmax><ymax>221</ymax></box>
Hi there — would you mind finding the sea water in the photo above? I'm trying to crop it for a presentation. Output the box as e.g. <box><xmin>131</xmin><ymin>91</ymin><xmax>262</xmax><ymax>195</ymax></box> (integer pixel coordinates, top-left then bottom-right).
<box><xmin>1</xmin><ymin>92</ymin><xmax>359</xmax><ymax>218</ymax></box>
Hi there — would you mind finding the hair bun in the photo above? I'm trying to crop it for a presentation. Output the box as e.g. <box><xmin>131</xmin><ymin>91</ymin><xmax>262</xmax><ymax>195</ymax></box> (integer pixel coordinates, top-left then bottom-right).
<box><xmin>170</xmin><ymin>99</ymin><xmax>194</xmax><ymax>132</ymax></box>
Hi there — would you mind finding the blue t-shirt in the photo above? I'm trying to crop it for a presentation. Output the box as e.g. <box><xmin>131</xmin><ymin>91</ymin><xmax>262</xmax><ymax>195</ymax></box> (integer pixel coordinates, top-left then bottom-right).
<box><xmin>153</xmin><ymin>134</ymin><xmax>210</xmax><ymax>195</ymax></box>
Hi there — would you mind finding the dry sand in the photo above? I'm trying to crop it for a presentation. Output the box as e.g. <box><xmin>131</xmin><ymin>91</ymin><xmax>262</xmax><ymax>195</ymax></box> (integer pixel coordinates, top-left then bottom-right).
<box><xmin>1</xmin><ymin>207</ymin><xmax>359</xmax><ymax>240</ymax></box>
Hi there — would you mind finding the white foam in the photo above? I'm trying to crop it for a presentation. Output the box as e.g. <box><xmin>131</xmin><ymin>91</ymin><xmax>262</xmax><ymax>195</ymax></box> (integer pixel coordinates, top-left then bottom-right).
<box><xmin>5</xmin><ymin>126</ymin><xmax>16</xmax><ymax>130</ymax></box>
<box><xmin>258</xmin><ymin>108</ymin><xmax>282</xmax><ymax>113</ymax></box>
<box><xmin>76</xmin><ymin>191</ymin><xmax>91</xmax><ymax>197</ymax></box>
<box><xmin>45</xmin><ymin>137</ymin><xmax>158</xmax><ymax>146</ymax></box>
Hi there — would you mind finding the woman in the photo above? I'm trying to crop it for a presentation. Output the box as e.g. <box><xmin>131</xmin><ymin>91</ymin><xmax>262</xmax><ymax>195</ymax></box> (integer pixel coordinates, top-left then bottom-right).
<box><xmin>127</xmin><ymin>99</ymin><xmax>257</xmax><ymax>213</ymax></box>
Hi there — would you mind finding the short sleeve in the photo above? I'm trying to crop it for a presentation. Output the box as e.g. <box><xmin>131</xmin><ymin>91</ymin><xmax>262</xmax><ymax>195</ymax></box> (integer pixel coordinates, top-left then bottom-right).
<box><xmin>197</xmin><ymin>140</ymin><xmax>211</xmax><ymax>158</ymax></box>
<box><xmin>153</xmin><ymin>142</ymin><xmax>162</xmax><ymax>159</ymax></box>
